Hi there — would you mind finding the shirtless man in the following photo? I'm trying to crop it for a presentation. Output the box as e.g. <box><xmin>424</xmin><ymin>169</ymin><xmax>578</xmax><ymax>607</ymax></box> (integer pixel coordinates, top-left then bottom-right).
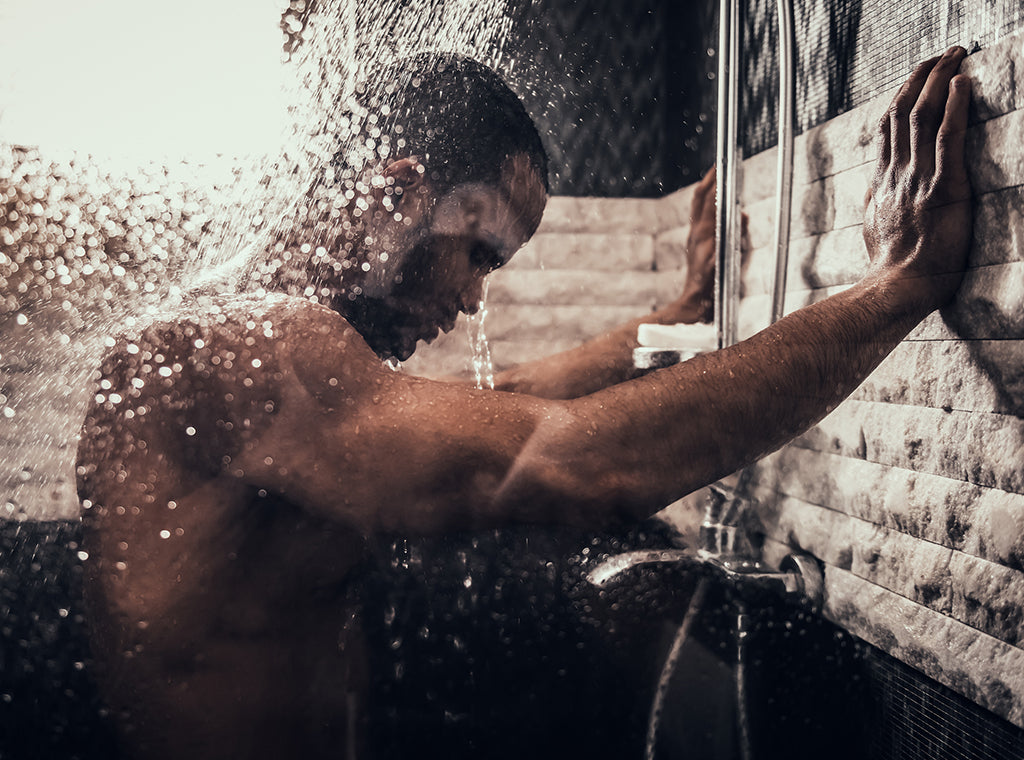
<box><xmin>76</xmin><ymin>49</ymin><xmax>973</xmax><ymax>759</ymax></box>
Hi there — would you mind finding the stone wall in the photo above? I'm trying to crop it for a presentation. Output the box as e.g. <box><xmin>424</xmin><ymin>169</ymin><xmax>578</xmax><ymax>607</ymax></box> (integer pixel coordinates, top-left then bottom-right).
<box><xmin>737</xmin><ymin>33</ymin><xmax>1024</xmax><ymax>729</ymax></box>
<box><xmin>413</xmin><ymin>30</ymin><xmax>1024</xmax><ymax>731</ymax></box>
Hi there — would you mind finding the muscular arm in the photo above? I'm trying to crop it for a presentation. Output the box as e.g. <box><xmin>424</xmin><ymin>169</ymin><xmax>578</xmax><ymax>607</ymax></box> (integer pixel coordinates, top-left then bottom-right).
<box><xmin>490</xmin><ymin>170</ymin><xmax>719</xmax><ymax>399</ymax></box>
<box><xmin>234</xmin><ymin>48</ymin><xmax>972</xmax><ymax>535</ymax></box>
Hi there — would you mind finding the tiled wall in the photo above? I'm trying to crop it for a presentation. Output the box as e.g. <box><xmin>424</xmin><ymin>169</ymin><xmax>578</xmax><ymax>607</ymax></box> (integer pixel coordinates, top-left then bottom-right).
<box><xmin>412</xmin><ymin>30</ymin><xmax>1024</xmax><ymax>730</ymax></box>
<box><xmin>739</xmin><ymin>34</ymin><xmax>1024</xmax><ymax>729</ymax></box>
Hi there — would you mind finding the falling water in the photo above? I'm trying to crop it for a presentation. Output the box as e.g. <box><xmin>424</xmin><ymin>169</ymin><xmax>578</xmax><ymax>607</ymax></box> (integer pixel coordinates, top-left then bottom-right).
<box><xmin>468</xmin><ymin>279</ymin><xmax>495</xmax><ymax>390</ymax></box>
<box><xmin>0</xmin><ymin>0</ymin><xmax>516</xmax><ymax>521</ymax></box>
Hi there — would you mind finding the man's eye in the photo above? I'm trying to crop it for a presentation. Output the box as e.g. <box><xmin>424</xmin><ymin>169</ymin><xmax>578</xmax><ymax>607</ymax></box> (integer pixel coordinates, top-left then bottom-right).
<box><xmin>470</xmin><ymin>242</ymin><xmax>502</xmax><ymax>273</ymax></box>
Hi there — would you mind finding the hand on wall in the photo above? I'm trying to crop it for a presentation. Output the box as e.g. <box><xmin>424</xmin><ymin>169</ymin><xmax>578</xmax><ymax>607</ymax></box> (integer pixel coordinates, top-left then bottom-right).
<box><xmin>680</xmin><ymin>165</ymin><xmax>751</xmax><ymax>324</ymax></box>
<box><xmin>862</xmin><ymin>46</ymin><xmax>973</xmax><ymax>316</ymax></box>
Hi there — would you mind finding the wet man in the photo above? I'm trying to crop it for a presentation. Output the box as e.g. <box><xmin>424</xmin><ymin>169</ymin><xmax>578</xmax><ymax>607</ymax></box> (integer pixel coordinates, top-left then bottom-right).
<box><xmin>77</xmin><ymin>49</ymin><xmax>974</xmax><ymax>759</ymax></box>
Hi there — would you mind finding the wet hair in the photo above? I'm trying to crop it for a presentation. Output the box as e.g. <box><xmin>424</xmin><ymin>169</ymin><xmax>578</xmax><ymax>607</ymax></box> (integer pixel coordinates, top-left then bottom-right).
<box><xmin>337</xmin><ymin>52</ymin><xmax>549</xmax><ymax>195</ymax></box>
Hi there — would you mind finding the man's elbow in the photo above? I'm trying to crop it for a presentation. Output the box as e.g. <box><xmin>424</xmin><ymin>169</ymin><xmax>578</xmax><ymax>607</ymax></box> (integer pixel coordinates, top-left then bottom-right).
<box><xmin>492</xmin><ymin>448</ymin><xmax>657</xmax><ymax>529</ymax></box>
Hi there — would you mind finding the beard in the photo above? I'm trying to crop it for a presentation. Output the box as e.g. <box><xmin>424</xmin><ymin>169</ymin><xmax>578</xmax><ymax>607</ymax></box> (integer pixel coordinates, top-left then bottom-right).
<box><xmin>332</xmin><ymin>239</ymin><xmax>445</xmax><ymax>361</ymax></box>
<box><xmin>338</xmin><ymin>291</ymin><xmax>426</xmax><ymax>361</ymax></box>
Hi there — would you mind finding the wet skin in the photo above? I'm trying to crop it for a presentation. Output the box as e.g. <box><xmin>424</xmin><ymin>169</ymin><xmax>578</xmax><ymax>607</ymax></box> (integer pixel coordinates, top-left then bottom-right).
<box><xmin>77</xmin><ymin>50</ymin><xmax>974</xmax><ymax>760</ymax></box>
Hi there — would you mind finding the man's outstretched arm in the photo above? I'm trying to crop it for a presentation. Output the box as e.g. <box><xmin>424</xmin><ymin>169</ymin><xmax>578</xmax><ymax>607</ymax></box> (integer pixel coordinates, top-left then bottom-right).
<box><xmin>240</xmin><ymin>48</ymin><xmax>972</xmax><ymax>534</ymax></box>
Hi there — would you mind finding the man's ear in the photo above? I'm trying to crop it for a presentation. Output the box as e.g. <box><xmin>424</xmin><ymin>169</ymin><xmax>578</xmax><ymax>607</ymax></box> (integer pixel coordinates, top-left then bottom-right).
<box><xmin>383</xmin><ymin>156</ymin><xmax>426</xmax><ymax>194</ymax></box>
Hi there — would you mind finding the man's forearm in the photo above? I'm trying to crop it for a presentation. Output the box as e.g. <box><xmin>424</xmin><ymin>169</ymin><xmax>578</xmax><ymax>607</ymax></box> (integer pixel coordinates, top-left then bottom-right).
<box><xmin>493</xmin><ymin>168</ymin><xmax>719</xmax><ymax>400</ymax></box>
<box><xmin>491</xmin><ymin>290</ymin><xmax>708</xmax><ymax>399</ymax></box>
<box><xmin>495</xmin><ymin>272</ymin><xmax>929</xmax><ymax>523</ymax></box>
<box><xmin>625</xmin><ymin>273</ymin><xmax>925</xmax><ymax>497</ymax></box>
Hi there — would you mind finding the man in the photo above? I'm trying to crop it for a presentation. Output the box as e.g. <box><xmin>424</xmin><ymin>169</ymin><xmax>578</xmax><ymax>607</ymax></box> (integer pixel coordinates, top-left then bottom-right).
<box><xmin>76</xmin><ymin>48</ymin><xmax>973</xmax><ymax>759</ymax></box>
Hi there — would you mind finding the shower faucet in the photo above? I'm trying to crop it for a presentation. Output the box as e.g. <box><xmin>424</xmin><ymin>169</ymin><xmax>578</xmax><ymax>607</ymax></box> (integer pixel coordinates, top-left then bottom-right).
<box><xmin>698</xmin><ymin>484</ymin><xmax>824</xmax><ymax>610</ymax></box>
<box><xmin>586</xmin><ymin>485</ymin><xmax>825</xmax><ymax>612</ymax></box>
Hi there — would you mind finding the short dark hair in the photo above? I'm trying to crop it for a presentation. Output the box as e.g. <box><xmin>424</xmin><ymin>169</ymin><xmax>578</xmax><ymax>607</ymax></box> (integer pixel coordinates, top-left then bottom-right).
<box><xmin>334</xmin><ymin>53</ymin><xmax>549</xmax><ymax>194</ymax></box>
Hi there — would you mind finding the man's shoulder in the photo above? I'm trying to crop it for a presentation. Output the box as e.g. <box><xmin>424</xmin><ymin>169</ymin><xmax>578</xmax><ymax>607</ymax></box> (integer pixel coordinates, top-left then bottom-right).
<box><xmin>84</xmin><ymin>293</ymin><xmax>377</xmax><ymax>478</ymax></box>
<box><xmin>106</xmin><ymin>292</ymin><xmax>363</xmax><ymax>366</ymax></box>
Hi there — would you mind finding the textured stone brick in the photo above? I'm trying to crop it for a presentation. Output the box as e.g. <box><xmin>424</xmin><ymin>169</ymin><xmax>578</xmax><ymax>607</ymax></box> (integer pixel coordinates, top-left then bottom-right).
<box><xmin>508</xmin><ymin>232</ymin><xmax>654</xmax><ymax>272</ymax></box>
<box><xmin>968</xmin><ymin>108</ymin><xmax>1024</xmax><ymax>195</ymax></box>
<box><xmin>974</xmin><ymin>185</ymin><xmax>1024</xmax><ymax>267</ymax></box>
<box><xmin>946</xmin><ymin>261</ymin><xmax>1024</xmax><ymax>339</ymax></box>
<box><xmin>789</xmin><ymin>175</ymin><xmax>836</xmax><ymax>239</ymax></box>
<box><xmin>792</xmin><ymin>96</ymin><xmax>880</xmax><ymax>186</ymax></box>
<box><xmin>949</xmin><ymin>552</ymin><xmax>1024</xmax><ymax>647</ymax></box>
<box><xmin>792</xmin><ymin>399</ymin><xmax>1024</xmax><ymax>495</ymax></box>
<box><xmin>737</xmin><ymin>260</ymin><xmax>1024</xmax><ymax>344</ymax></box>
<box><xmin>488</xmin><ymin>339</ymin><xmax>588</xmax><ymax>370</ymax></box>
<box><xmin>737</xmin><ymin>148</ymin><xmax>778</xmax><ymax>206</ymax></box>
<box><xmin>652</xmin><ymin>270</ymin><xmax>690</xmax><ymax>310</ymax></box>
<box><xmin>653</xmin><ymin>184</ymin><xmax>697</xmax><ymax>232</ymax></box>
<box><xmin>744</xmin><ymin>226</ymin><xmax>868</xmax><ymax>296</ymax></box>
<box><xmin>829</xmin><ymin>163</ymin><xmax>875</xmax><ymax>232</ymax></box>
<box><xmin>853</xmin><ymin>338</ymin><xmax>1024</xmax><ymax>415</ymax></box>
<box><xmin>755</xmin><ymin>487</ymin><xmax>1024</xmax><ymax>646</ymax></box>
<box><xmin>535</xmin><ymin>196</ymin><xmax>667</xmax><ymax>236</ymax></box>
<box><xmin>735</xmin><ymin>284</ymin><xmax>850</xmax><ymax>340</ymax></box>
<box><xmin>961</xmin><ymin>31</ymin><xmax>1021</xmax><ymax>123</ymax></box>
<box><xmin>820</xmin><ymin>565</ymin><xmax>1024</xmax><ymax>728</ymax></box>
<box><xmin>487</xmin><ymin>269</ymin><xmax>664</xmax><ymax>307</ymax></box>
<box><xmin>765</xmin><ymin>497</ymin><xmax>952</xmax><ymax>609</ymax></box>
<box><xmin>748</xmin><ymin>446</ymin><xmax>1024</xmax><ymax>570</ymax></box>
<box><xmin>653</xmin><ymin>226</ymin><xmax>689</xmax><ymax>272</ymax></box>
<box><xmin>484</xmin><ymin>304</ymin><xmax>645</xmax><ymax>343</ymax></box>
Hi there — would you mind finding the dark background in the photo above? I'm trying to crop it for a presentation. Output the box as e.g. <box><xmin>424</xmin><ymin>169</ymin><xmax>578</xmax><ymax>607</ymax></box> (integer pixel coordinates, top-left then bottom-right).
<box><xmin>499</xmin><ymin>0</ymin><xmax>1024</xmax><ymax>197</ymax></box>
<box><xmin>502</xmin><ymin>0</ymin><xmax>720</xmax><ymax>197</ymax></box>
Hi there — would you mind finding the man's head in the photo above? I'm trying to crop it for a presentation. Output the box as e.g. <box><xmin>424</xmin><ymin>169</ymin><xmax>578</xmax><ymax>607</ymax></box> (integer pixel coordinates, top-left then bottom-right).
<box><xmin>301</xmin><ymin>53</ymin><xmax>549</xmax><ymax>361</ymax></box>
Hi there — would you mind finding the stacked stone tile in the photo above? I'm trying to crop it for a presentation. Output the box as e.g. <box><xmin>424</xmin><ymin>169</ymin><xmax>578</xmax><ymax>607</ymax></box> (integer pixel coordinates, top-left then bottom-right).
<box><xmin>729</xmin><ymin>35</ymin><xmax>1024</xmax><ymax>727</ymax></box>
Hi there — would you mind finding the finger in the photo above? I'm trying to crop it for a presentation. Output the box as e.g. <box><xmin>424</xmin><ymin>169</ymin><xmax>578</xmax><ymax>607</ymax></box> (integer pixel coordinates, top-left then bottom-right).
<box><xmin>889</xmin><ymin>54</ymin><xmax>942</xmax><ymax>168</ymax></box>
<box><xmin>871</xmin><ymin>109</ymin><xmax>892</xmax><ymax>192</ymax></box>
<box><xmin>910</xmin><ymin>46</ymin><xmax>968</xmax><ymax>170</ymax></box>
<box><xmin>936</xmin><ymin>74</ymin><xmax>971</xmax><ymax>182</ymax></box>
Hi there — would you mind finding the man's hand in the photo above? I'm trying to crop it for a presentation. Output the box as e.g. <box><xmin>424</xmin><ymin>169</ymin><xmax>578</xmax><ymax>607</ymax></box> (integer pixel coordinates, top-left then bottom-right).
<box><xmin>681</xmin><ymin>166</ymin><xmax>717</xmax><ymax>321</ymax></box>
<box><xmin>674</xmin><ymin>166</ymin><xmax>750</xmax><ymax>324</ymax></box>
<box><xmin>863</xmin><ymin>45</ymin><xmax>972</xmax><ymax>315</ymax></box>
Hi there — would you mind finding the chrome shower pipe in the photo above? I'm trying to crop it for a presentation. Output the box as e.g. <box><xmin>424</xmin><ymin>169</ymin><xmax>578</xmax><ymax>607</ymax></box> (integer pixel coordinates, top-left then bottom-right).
<box><xmin>770</xmin><ymin>0</ymin><xmax>796</xmax><ymax>324</ymax></box>
<box><xmin>714</xmin><ymin>0</ymin><xmax>743</xmax><ymax>349</ymax></box>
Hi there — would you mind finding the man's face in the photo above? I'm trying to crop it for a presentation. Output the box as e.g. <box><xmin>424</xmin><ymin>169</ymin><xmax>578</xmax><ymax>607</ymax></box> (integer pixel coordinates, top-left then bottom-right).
<box><xmin>349</xmin><ymin>155</ymin><xmax>547</xmax><ymax>361</ymax></box>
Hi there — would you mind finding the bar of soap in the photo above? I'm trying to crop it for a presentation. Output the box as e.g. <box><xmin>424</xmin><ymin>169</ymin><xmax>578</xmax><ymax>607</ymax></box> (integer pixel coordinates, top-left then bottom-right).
<box><xmin>633</xmin><ymin>323</ymin><xmax>718</xmax><ymax>369</ymax></box>
<box><xmin>636</xmin><ymin>322</ymin><xmax>718</xmax><ymax>349</ymax></box>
